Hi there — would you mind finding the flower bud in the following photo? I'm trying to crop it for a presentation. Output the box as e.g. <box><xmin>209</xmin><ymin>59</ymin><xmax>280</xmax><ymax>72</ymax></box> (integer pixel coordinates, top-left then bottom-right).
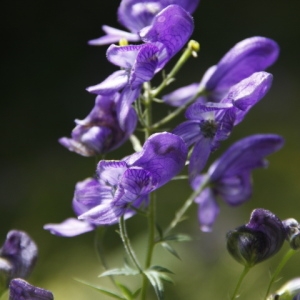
<box><xmin>0</xmin><ymin>230</ymin><xmax>38</xmax><ymax>286</ymax></box>
<box><xmin>9</xmin><ymin>278</ymin><xmax>53</xmax><ymax>300</ymax></box>
<box><xmin>226</xmin><ymin>209</ymin><xmax>286</xmax><ymax>267</ymax></box>
<box><xmin>282</xmin><ymin>218</ymin><xmax>300</xmax><ymax>250</ymax></box>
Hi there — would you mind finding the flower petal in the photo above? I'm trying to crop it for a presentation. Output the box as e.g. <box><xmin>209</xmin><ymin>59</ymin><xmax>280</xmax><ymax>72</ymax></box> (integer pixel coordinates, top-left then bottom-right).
<box><xmin>209</xmin><ymin>134</ymin><xmax>284</xmax><ymax>181</ymax></box>
<box><xmin>125</xmin><ymin>132</ymin><xmax>188</xmax><ymax>187</ymax></box>
<box><xmin>44</xmin><ymin>218</ymin><xmax>96</xmax><ymax>237</ymax></box>
<box><xmin>86</xmin><ymin>70</ymin><xmax>128</xmax><ymax>95</ymax></box>
<box><xmin>194</xmin><ymin>187</ymin><xmax>220</xmax><ymax>232</ymax></box>
<box><xmin>140</xmin><ymin>5</ymin><xmax>194</xmax><ymax>61</ymax></box>
<box><xmin>205</xmin><ymin>36</ymin><xmax>279</xmax><ymax>101</ymax></box>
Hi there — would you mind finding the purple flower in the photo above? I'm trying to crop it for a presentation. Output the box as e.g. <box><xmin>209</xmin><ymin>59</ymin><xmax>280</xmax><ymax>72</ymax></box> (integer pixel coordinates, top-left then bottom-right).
<box><xmin>89</xmin><ymin>0</ymin><xmax>199</xmax><ymax>46</ymax></box>
<box><xmin>173</xmin><ymin>71</ymin><xmax>273</xmax><ymax>181</ymax></box>
<box><xmin>192</xmin><ymin>134</ymin><xmax>284</xmax><ymax>231</ymax></box>
<box><xmin>59</xmin><ymin>93</ymin><xmax>137</xmax><ymax>157</ymax></box>
<box><xmin>0</xmin><ymin>230</ymin><xmax>38</xmax><ymax>288</ymax></box>
<box><xmin>226</xmin><ymin>208</ymin><xmax>286</xmax><ymax>267</ymax></box>
<box><xmin>45</xmin><ymin>132</ymin><xmax>187</xmax><ymax>235</ymax></box>
<box><xmin>87</xmin><ymin>6</ymin><xmax>194</xmax><ymax>129</ymax></box>
<box><xmin>163</xmin><ymin>36</ymin><xmax>279</xmax><ymax>107</ymax></box>
<box><xmin>9</xmin><ymin>278</ymin><xmax>53</xmax><ymax>300</ymax></box>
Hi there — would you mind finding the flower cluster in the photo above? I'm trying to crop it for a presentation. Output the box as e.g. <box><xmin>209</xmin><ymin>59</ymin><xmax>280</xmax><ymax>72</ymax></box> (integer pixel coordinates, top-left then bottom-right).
<box><xmin>38</xmin><ymin>0</ymin><xmax>299</xmax><ymax>299</ymax></box>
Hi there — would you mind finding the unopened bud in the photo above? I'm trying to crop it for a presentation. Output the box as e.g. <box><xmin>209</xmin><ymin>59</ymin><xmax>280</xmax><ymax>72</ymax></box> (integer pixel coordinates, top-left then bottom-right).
<box><xmin>226</xmin><ymin>209</ymin><xmax>286</xmax><ymax>267</ymax></box>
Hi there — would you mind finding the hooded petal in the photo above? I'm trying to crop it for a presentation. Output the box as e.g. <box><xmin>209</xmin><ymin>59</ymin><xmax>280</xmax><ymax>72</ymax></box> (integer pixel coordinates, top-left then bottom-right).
<box><xmin>140</xmin><ymin>5</ymin><xmax>194</xmax><ymax>63</ymax></box>
<box><xmin>118</xmin><ymin>0</ymin><xmax>199</xmax><ymax>33</ymax></box>
<box><xmin>205</xmin><ymin>37</ymin><xmax>279</xmax><ymax>101</ymax></box>
<box><xmin>209</xmin><ymin>134</ymin><xmax>284</xmax><ymax>181</ymax></box>
<box><xmin>118</xmin><ymin>0</ymin><xmax>164</xmax><ymax>33</ymax></box>
<box><xmin>43</xmin><ymin>218</ymin><xmax>96</xmax><ymax>237</ymax></box>
<box><xmin>125</xmin><ymin>132</ymin><xmax>188</xmax><ymax>187</ymax></box>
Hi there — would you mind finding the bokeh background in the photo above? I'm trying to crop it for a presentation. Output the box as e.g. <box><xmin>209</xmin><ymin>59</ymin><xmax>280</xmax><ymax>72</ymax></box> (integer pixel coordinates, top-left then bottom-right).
<box><xmin>1</xmin><ymin>0</ymin><xmax>300</xmax><ymax>299</ymax></box>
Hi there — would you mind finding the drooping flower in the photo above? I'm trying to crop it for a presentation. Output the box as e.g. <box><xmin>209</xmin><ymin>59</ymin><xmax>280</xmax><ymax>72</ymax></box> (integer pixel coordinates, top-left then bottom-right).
<box><xmin>0</xmin><ymin>231</ymin><xmax>38</xmax><ymax>291</ymax></box>
<box><xmin>192</xmin><ymin>134</ymin><xmax>284</xmax><ymax>231</ymax></box>
<box><xmin>226</xmin><ymin>208</ymin><xmax>286</xmax><ymax>267</ymax></box>
<box><xmin>89</xmin><ymin>0</ymin><xmax>199</xmax><ymax>46</ymax></box>
<box><xmin>9</xmin><ymin>278</ymin><xmax>53</xmax><ymax>300</ymax></box>
<box><xmin>59</xmin><ymin>93</ymin><xmax>137</xmax><ymax>157</ymax></box>
<box><xmin>163</xmin><ymin>36</ymin><xmax>279</xmax><ymax>107</ymax></box>
<box><xmin>173</xmin><ymin>71</ymin><xmax>273</xmax><ymax>180</ymax></box>
<box><xmin>45</xmin><ymin>132</ymin><xmax>187</xmax><ymax>235</ymax></box>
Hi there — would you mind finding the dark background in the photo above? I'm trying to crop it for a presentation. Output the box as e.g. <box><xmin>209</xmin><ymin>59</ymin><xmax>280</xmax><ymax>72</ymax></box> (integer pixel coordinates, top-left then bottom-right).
<box><xmin>1</xmin><ymin>0</ymin><xmax>300</xmax><ymax>299</ymax></box>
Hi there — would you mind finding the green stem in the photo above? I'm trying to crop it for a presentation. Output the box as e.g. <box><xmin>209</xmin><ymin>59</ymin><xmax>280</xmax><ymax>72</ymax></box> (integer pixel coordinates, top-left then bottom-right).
<box><xmin>231</xmin><ymin>266</ymin><xmax>251</xmax><ymax>300</ymax></box>
<box><xmin>151</xmin><ymin>40</ymin><xmax>200</xmax><ymax>98</ymax></box>
<box><xmin>141</xmin><ymin>193</ymin><xmax>156</xmax><ymax>300</ymax></box>
<box><xmin>150</xmin><ymin>88</ymin><xmax>206</xmax><ymax>131</ymax></box>
<box><xmin>264</xmin><ymin>248</ymin><xmax>296</xmax><ymax>299</ymax></box>
<box><xmin>164</xmin><ymin>175</ymin><xmax>209</xmax><ymax>235</ymax></box>
<box><xmin>119</xmin><ymin>216</ymin><xmax>143</xmax><ymax>272</ymax></box>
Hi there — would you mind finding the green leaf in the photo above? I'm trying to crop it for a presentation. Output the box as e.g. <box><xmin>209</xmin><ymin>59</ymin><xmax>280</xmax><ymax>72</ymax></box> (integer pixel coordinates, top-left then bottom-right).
<box><xmin>163</xmin><ymin>234</ymin><xmax>192</xmax><ymax>242</ymax></box>
<box><xmin>74</xmin><ymin>278</ymin><xmax>126</xmax><ymax>300</ymax></box>
<box><xmin>100</xmin><ymin>267</ymin><xmax>139</xmax><ymax>277</ymax></box>
<box><xmin>144</xmin><ymin>271</ymin><xmax>165</xmax><ymax>300</ymax></box>
<box><xmin>149</xmin><ymin>265</ymin><xmax>174</xmax><ymax>274</ymax></box>
<box><xmin>161</xmin><ymin>242</ymin><xmax>181</xmax><ymax>260</ymax></box>
<box><xmin>116</xmin><ymin>282</ymin><xmax>134</xmax><ymax>300</ymax></box>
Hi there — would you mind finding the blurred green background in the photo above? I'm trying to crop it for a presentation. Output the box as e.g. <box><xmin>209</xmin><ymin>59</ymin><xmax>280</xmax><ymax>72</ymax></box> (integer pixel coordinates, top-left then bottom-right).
<box><xmin>1</xmin><ymin>0</ymin><xmax>300</xmax><ymax>299</ymax></box>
